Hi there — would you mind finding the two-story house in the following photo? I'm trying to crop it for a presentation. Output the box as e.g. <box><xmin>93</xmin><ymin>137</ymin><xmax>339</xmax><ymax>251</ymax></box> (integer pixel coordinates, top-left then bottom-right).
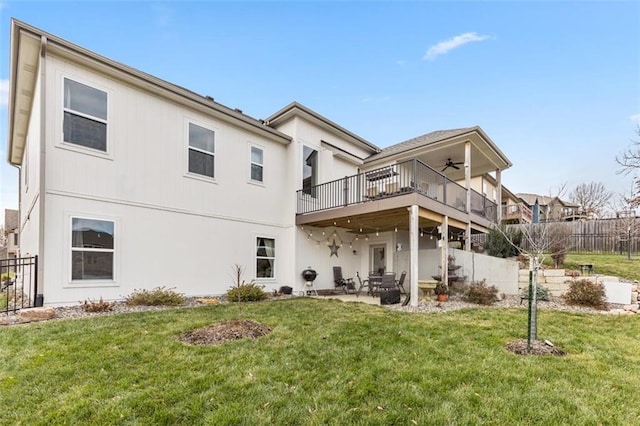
<box><xmin>517</xmin><ymin>194</ymin><xmax>583</xmax><ymax>223</ymax></box>
<box><xmin>7</xmin><ymin>20</ymin><xmax>514</xmax><ymax>307</ymax></box>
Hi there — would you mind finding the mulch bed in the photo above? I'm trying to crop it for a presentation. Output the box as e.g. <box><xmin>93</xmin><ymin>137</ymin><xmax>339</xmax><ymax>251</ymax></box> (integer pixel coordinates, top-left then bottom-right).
<box><xmin>178</xmin><ymin>319</ymin><xmax>272</xmax><ymax>346</ymax></box>
<box><xmin>506</xmin><ymin>339</ymin><xmax>567</xmax><ymax>356</ymax></box>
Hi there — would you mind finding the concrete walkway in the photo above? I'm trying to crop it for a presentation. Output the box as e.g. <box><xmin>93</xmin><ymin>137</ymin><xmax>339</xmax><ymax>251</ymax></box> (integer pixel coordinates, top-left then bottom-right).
<box><xmin>312</xmin><ymin>294</ymin><xmax>381</xmax><ymax>305</ymax></box>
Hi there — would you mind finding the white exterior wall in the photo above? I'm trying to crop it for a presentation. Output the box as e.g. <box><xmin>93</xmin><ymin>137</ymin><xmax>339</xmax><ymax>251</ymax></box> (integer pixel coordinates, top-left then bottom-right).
<box><xmin>419</xmin><ymin>248</ymin><xmax>518</xmax><ymax>294</ymax></box>
<box><xmin>35</xmin><ymin>54</ymin><xmax>295</xmax><ymax>305</ymax></box>
<box><xmin>18</xmin><ymin>70</ymin><xmax>42</xmax><ymax>260</ymax></box>
<box><xmin>272</xmin><ymin>115</ymin><xmax>374</xmax><ymax>292</ymax></box>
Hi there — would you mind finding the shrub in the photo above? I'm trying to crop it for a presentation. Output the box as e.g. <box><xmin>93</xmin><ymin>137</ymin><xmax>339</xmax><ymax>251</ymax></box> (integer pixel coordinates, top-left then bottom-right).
<box><xmin>519</xmin><ymin>283</ymin><xmax>551</xmax><ymax>301</ymax></box>
<box><xmin>226</xmin><ymin>282</ymin><xmax>268</xmax><ymax>302</ymax></box>
<box><xmin>486</xmin><ymin>226</ymin><xmax>522</xmax><ymax>258</ymax></box>
<box><xmin>564</xmin><ymin>279</ymin><xmax>607</xmax><ymax>310</ymax></box>
<box><xmin>124</xmin><ymin>286</ymin><xmax>186</xmax><ymax>306</ymax></box>
<box><xmin>464</xmin><ymin>279</ymin><xmax>499</xmax><ymax>305</ymax></box>
<box><xmin>81</xmin><ymin>297</ymin><xmax>115</xmax><ymax>313</ymax></box>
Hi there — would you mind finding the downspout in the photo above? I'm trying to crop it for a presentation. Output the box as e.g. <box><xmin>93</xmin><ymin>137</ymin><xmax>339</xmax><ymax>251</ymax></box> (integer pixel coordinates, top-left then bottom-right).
<box><xmin>36</xmin><ymin>35</ymin><xmax>47</xmax><ymax>306</ymax></box>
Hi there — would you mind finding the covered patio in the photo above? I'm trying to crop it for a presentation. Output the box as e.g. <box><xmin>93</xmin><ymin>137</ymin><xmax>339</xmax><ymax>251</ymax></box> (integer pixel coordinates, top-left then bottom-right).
<box><xmin>296</xmin><ymin>127</ymin><xmax>512</xmax><ymax>307</ymax></box>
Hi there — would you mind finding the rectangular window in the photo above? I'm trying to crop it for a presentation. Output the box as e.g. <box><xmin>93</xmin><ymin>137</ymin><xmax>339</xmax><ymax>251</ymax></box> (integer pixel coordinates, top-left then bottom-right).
<box><xmin>188</xmin><ymin>122</ymin><xmax>215</xmax><ymax>178</ymax></box>
<box><xmin>250</xmin><ymin>146</ymin><xmax>264</xmax><ymax>182</ymax></box>
<box><xmin>302</xmin><ymin>146</ymin><xmax>318</xmax><ymax>195</ymax></box>
<box><xmin>63</xmin><ymin>78</ymin><xmax>108</xmax><ymax>151</ymax></box>
<box><xmin>256</xmin><ymin>237</ymin><xmax>275</xmax><ymax>279</ymax></box>
<box><xmin>13</xmin><ymin>233</ymin><xmax>18</xmax><ymax>246</ymax></box>
<box><xmin>71</xmin><ymin>217</ymin><xmax>114</xmax><ymax>281</ymax></box>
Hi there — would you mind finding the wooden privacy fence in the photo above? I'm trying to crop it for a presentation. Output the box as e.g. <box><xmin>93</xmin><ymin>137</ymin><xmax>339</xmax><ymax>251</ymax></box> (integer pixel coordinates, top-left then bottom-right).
<box><xmin>501</xmin><ymin>218</ymin><xmax>640</xmax><ymax>255</ymax></box>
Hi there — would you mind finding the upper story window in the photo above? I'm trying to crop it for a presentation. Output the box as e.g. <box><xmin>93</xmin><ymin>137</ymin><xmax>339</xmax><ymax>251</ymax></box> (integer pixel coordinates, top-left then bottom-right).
<box><xmin>71</xmin><ymin>217</ymin><xmax>115</xmax><ymax>281</ymax></box>
<box><xmin>302</xmin><ymin>146</ymin><xmax>318</xmax><ymax>195</ymax></box>
<box><xmin>250</xmin><ymin>146</ymin><xmax>264</xmax><ymax>183</ymax></box>
<box><xmin>63</xmin><ymin>78</ymin><xmax>108</xmax><ymax>152</ymax></box>
<box><xmin>188</xmin><ymin>122</ymin><xmax>216</xmax><ymax>178</ymax></box>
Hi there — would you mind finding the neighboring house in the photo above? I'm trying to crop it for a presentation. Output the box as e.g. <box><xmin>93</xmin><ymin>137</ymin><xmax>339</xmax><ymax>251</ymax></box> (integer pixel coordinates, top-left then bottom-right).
<box><xmin>7</xmin><ymin>20</ymin><xmax>514</xmax><ymax>307</ymax></box>
<box><xmin>3</xmin><ymin>209</ymin><xmax>20</xmax><ymax>259</ymax></box>
<box><xmin>517</xmin><ymin>193</ymin><xmax>583</xmax><ymax>223</ymax></box>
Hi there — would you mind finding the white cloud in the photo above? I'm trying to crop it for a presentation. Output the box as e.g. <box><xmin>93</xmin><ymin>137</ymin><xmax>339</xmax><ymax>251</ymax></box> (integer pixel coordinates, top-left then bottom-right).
<box><xmin>630</xmin><ymin>113</ymin><xmax>640</xmax><ymax>122</ymax></box>
<box><xmin>0</xmin><ymin>79</ymin><xmax>8</xmax><ymax>108</ymax></box>
<box><xmin>423</xmin><ymin>32</ymin><xmax>491</xmax><ymax>61</ymax></box>
<box><xmin>395</xmin><ymin>60</ymin><xmax>407</xmax><ymax>67</ymax></box>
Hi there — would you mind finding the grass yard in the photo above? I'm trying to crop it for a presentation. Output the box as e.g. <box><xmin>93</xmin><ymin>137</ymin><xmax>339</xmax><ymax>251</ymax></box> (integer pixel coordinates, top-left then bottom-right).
<box><xmin>1</xmin><ymin>299</ymin><xmax>640</xmax><ymax>425</ymax></box>
<box><xmin>545</xmin><ymin>253</ymin><xmax>640</xmax><ymax>281</ymax></box>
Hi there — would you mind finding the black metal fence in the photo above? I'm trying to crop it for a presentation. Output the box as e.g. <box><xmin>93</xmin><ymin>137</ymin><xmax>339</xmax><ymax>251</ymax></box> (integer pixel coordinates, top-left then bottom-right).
<box><xmin>1</xmin><ymin>255</ymin><xmax>39</xmax><ymax>314</ymax></box>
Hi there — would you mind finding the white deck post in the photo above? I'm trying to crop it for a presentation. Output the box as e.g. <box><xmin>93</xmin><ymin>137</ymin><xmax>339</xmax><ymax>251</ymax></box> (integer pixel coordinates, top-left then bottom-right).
<box><xmin>465</xmin><ymin>141</ymin><xmax>472</xmax><ymax>251</ymax></box>
<box><xmin>409</xmin><ymin>205</ymin><xmax>419</xmax><ymax>307</ymax></box>
<box><xmin>442</xmin><ymin>215</ymin><xmax>449</xmax><ymax>286</ymax></box>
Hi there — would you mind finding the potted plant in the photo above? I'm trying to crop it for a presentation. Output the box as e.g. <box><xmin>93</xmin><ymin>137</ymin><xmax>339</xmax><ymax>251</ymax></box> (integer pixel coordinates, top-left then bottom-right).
<box><xmin>434</xmin><ymin>282</ymin><xmax>449</xmax><ymax>302</ymax></box>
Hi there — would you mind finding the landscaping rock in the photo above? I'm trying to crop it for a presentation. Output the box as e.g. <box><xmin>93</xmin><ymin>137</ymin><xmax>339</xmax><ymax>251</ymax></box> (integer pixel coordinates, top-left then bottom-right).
<box><xmin>623</xmin><ymin>304</ymin><xmax>639</xmax><ymax>313</ymax></box>
<box><xmin>0</xmin><ymin>316</ymin><xmax>11</xmax><ymax>326</ymax></box>
<box><xmin>18</xmin><ymin>307</ymin><xmax>56</xmax><ymax>323</ymax></box>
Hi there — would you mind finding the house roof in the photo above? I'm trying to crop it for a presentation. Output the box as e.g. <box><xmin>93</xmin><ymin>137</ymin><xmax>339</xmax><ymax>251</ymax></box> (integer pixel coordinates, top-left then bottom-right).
<box><xmin>365</xmin><ymin>127</ymin><xmax>476</xmax><ymax>162</ymax></box>
<box><xmin>265</xmin><ymin>102</ymin><xmax>380</xmax><ymax>153</ymax></box>
<box><xmin>517</xmin><ymin>193</ymin><xmax>578</xmax><ymax>208</ymax></box>
<box><xmin>4</xmin><ymin>209</ymin><xmax>19</xmax><ymax>232</ymax></box>
<box><xmin>7</xmin><ymin>19</ymin><xmax>292</xmax><ymax>166</ymax></box>
<box><xmin>365</xmin><ymin>126</ymin><xmax>512</xmax><ymax>170</ymax></box>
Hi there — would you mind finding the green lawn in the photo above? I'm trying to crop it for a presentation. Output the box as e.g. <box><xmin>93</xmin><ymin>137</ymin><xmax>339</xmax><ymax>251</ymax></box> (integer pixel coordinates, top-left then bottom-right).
<box><xmin>2</xmin><ymin>299</ymin><xmax>639</xmax><ymax>425</ymax></box>
<box><xmin>545</xmin><ymin>253</ymin><xmax>640</xmax><ymax>281</ymax></box>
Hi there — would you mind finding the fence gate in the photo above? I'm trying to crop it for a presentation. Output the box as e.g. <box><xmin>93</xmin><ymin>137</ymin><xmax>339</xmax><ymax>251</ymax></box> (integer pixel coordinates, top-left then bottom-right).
<box><xmin>1</xmin><ymin>256</ymin><xmax>39</xmax><ymax>314</ymax></box>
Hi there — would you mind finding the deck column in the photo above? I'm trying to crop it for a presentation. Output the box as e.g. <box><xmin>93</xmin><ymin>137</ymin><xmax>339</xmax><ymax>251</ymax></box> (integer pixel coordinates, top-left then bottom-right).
<box><xmin>441</xmin><ymin>216</ymin><xmax>449</xmax><ymax>286</ymax></box>
<box><xmin>409</xmin><ymin>205</ymin><xmax>419</xmax><ymax>307</ymax></box>
<box><xmin>496</xmin><ymin>168</ymin><xmax>503</xmax><ymax>222</ymax></box>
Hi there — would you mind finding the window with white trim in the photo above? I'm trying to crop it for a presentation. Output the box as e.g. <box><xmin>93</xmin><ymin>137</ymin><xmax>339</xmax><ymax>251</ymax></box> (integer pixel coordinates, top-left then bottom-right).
<box><xmin>250</xmin><ymin>146</ymin><xmax>264</xmax><ymax>183</ymax></box>
<box><xmin>188</xmin><ymin>122</ymin><xmax>215</xmax><ymax>178</ymax></box>
<box><xmin>71</xmin><ymin>217</ymin><xmax>115</xmax><ymax>281</ymax></box>
<box><xmin>256</xmin><ymin>237</ymin><xmax>275</xmax><ymax>279</ymax></box>
<box><xmin>63</xmin><ymin>78</ymin><xmax>108</xmax><ymax>151</ymax></box>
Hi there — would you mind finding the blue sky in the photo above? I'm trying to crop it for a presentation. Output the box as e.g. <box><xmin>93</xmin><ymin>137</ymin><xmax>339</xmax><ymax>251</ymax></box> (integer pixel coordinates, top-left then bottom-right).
<box><xmin>1</xmin><ymin>0</ymin><xmax>639</xmax><ymax>225</ymax></box>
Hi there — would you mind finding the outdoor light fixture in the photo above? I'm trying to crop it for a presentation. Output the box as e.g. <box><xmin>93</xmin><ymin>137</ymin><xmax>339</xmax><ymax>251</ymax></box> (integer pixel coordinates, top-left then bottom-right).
<box><xmin>394</xmin><ymin>226</ymin><xmax>398</xmax><ymax>233</ymax></box>
<box><xmin>376</xmin><ymin>229</ymin><xmax>379</xmax><ymax>236</ymax></box>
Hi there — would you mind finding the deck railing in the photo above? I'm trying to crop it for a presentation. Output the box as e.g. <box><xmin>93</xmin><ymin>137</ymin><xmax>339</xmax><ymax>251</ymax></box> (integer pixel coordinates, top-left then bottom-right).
<box><xmin>296</xmin><ymin>159</ymin><xmax>471</xmax><ymax>215</ymax></box>
<box><xmin>470</xmin><ymin>189</ymin><xmax>498</xmax><ymax>223</ymax></box>
<box><xmin>502</xmin><ymin>203</ymin><xmax>533</xmax><ymax>223</ymax></box>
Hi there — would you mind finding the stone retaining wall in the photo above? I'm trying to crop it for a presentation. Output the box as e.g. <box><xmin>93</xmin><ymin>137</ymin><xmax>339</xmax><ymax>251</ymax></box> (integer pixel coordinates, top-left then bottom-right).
<box><xmin>518</xmin><ymin>269</ymin><xmax>639</xmax><ymax>304</ymax></box>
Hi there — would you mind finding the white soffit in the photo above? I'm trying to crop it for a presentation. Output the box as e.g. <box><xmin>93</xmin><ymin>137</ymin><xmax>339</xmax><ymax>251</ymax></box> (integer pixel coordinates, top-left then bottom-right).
<box><xmin>9</xmin><ymin>29</ymin><xmax>41</xmax><ymax>165</ymax></box>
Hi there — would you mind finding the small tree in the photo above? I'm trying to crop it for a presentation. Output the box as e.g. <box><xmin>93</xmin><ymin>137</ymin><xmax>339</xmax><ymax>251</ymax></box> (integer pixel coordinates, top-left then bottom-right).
<box><xmin>610</xmin><ymin>191</ymin><xmax>640</xmax><ymax>260</ymax></box>
<box><xmin>501</xmin><ymin>185</ymin><xmax>573</xmax><ymax>352</ymax></box>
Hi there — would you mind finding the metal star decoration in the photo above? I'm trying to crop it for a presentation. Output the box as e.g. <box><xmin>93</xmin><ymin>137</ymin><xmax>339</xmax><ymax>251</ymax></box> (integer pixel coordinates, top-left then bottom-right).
<box><xmin>329</xmin><ymin>238</ymin><xmax>340</xmax><ymax>257</ymax></box>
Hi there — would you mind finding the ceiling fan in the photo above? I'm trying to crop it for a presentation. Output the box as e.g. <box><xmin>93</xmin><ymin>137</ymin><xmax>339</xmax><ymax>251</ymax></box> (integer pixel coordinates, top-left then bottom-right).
<box><xmin>441</xmin><ymin>158</ymin><xmax>464</xmax><ymax>171</ymax></box>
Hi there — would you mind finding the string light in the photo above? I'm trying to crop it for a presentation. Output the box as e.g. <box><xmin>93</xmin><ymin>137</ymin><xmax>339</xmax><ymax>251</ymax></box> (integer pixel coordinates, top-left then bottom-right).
<box><xmin>376</xmin><ymin>229</ymin><xmax>379</xmax><ymax>236</ymax></box>
<box><xmin>394</xmin><ymin>226</ymin><xmax>397</xmax><ymax>233</ymax></box>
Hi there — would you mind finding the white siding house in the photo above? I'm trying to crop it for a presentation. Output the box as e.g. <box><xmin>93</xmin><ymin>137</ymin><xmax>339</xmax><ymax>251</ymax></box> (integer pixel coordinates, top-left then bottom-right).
<box><xmin>7</xmin><ymin>20</ymin><xmax>514</xmax><ymax>307</ymax></box>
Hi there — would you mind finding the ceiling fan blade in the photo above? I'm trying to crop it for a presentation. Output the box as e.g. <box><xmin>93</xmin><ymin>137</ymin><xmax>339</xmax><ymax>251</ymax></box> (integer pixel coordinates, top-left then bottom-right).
<box><xmin>441</xmin><ymin>165</ymin><xmax>449</xmax><ymax>172</ymax></box>
<box><xmin>452</xmin><ymin>164</ymin><xmax>460</xmax><ymax>170</ymax></box>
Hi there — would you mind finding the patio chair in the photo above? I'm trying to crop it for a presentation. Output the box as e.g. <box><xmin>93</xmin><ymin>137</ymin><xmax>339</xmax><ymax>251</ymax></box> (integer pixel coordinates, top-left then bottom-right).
<box><xmin>395</xmin><ymin>271</ymin><xmax>407</xmax><ymax>295</ymax></box>
<box><xmin>379</xmin><ymin>273</ymin><xmax>397</xmax><ymax>292</ymax></box>
<box><xmin>368</xmin><ymin>272</ymin><xmax>382</xmax><ymax>296</ymax></box>
<box><xmin>355</xmin><ymin>272</ymin><xmax>369</xmax><ymax>297</ymax></box>
<box><xmin>333</xmin><ymin>266</ymin><xmax>356</xmax><ymax>294</ymax></box>
<box><xmin>379</xmin><ymin>272</ymin><xmax>400</xmax><ymax>305</ymax></box>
